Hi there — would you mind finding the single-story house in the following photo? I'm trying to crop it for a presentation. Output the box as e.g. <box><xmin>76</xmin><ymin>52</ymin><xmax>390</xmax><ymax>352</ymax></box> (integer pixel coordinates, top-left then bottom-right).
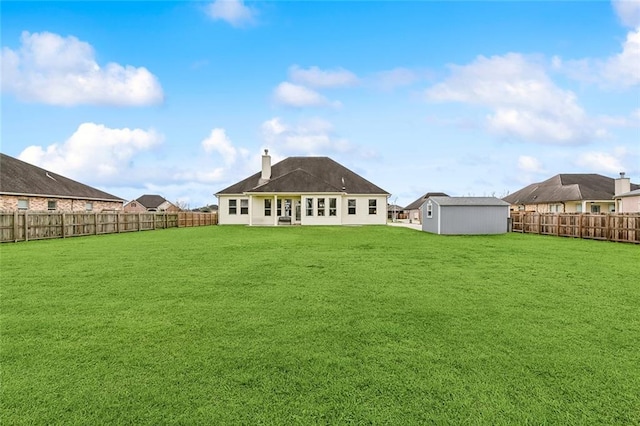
<box><xmin>215</xmin><ymin>150</ymin><xmax>389</xmax><ymax>226</ymax></box>
<box><xmin>124</xmin><ymin>195</ymin><xmax>180</xmax><ymax>212</ymax></box>
<box><xmin>0</xmin><ymin>153</ymin><xmax>124</xmax><ymax>212</ymax></box>
<box><xmin>421</xmin><ymin>196</ymin><xmax>510</xmax><ymax>235</ymax></box>
<box><xmin>404</xmin><ymin>192</ymin><xmax>448</xmax><ymax>223</ymax></box>
<box><xmin>503</xmin><ymin>173</ymin><xmax>639</xmax><ymax>213</ymax></box>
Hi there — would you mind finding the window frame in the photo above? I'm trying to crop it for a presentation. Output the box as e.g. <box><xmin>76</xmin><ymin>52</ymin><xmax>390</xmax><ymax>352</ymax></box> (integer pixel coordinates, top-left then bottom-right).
<box><xmin>368</xmin><ymin>199</ymin><xmax>377</xmax><ymax>215</ymax></box>
<box><xmin>329</xmin><ymin>198</ymin><xmax>337</xmax><ymax>216</ymax></box>
<box><xmin>47</xmin><ymin>200</ymin><xmax>57</xmax><ymax>211</ymax></box>
<box><xmin>240</xmin><ymin>199</ymin><xmax>249</xmax><ymax>215</ymax></box>
<box><xmin>306</xmin><ymin>198</ymin><xmax>314</xmax><ymax>216</ymax></box>
<box><xmin>85</xmin><ymin>202</ymin><xmax>93</xmax><ymax>212</ymax></box>
<box><xmin>17</xmin><ymin>199</ymin><xmax>29</xmax><ymax>210</ymax></box>
<box><xmin>229</xmin><ymin>199</ymin><xmax>237</xmax><ymax>215</ymax></box>
<box><xmin>264</xmin><ymin>199</ymin><xmax>272</xmax><ymax>216</ymax></box>
<box><xmin>317</xmin><ymin>198</ymin><xmax>325</xmax><ymax>216</ymax></box>
<box><xmin>426</xmin><ymin>200</ymin><xmax>433</xmax><ymax>218</ymax></box>
<box><xmin>348</xmin><ymin>199</ymin><xmax>356</xmax><ymax>215</ymax></box>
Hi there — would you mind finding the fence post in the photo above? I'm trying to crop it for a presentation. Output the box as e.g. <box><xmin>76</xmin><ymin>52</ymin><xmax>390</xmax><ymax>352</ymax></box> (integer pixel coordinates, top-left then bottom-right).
<box><xmin>13</xmin><ymin>211</ymin><xmax>18</xmax><ymax>242</ymax></box>
<box><xmin>61</xmin><ymin>212</ymin><xmax>66</xmax><ymax>238</ymax></box>
<box><xmin>24</xmin><ymin>211</ymin><xmax>29</xmax><ymax>242</ymax></box>
<box><xmin>138</xmin><ymin>213</ymin><xmax>141</xmax><ymax>231</ymax></box>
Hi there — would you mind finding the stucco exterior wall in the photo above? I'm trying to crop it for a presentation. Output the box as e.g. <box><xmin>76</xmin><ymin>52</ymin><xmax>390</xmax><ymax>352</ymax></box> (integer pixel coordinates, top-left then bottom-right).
<box><xmin>0</xmin><ymin>195</ymin><xmax>122</xmax><ymax>212</ymax></box>
<box><xmin>217</xmin><ymin>194</ymin><xmax>387</xmax><ymax>225</ymax></box>
<box><xmin>617</xmin><ymin>195</ymin><xmax>640</xmax><ymax>213</ymax></box>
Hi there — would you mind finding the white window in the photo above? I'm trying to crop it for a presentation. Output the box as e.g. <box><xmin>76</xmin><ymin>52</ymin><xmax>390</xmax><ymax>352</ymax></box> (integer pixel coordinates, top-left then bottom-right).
<box><xmin>85</xmin><ymin>202</ymin><xmax>93</xmax><ymax>211</ymax></box>
<box><xmin>591</xmin><ymin>205</ymin><xmax>601</xmax><ymax>213</ymax></box>
<box><xmin>276</xmin><ymin>199</ymin><xmax>282</xmax><ymax>216</ymax></box>
<box><xmin>240</xmin><ymin>199</ymin><xmax>248</xmax><ymax>215</ymax></box>
<box><xmin>48</xmin><ymin>200</ymin><xmax>57</xmax><ymax>211</ymax></box>
<box><xmin>426</xmin><ymin>201</ymin><xmax>433</xmax><ymax>218</ymax></box>
<box><xmin>18</xmin><ymin>199</ymin><xmax>29</xmax><ymax>210</ymax></box>
<box><xmin>368</xmin><ymin>199</ymin><xmax>377</xmax><ymax>215</ymax></box>
<box><xmin>317</xmin><ymin>198</ymin><xmax>325</xmax><ymax>216</ymax></box>
<box><xmin>229</xmin><ymin>199</ymin><xmax>237</xmax><ymax>215</ymax></box>
<box><xmin>329</xmin><ymin>198</ymin><xmax>337</xmax><ymax>216</ymax></box>
<box><xmin>576</xmin><ymin>204</ymin><xmax>582</xmax><ymax>213</ymax></box>
<box><xmin>264</xmin><ymin>199</ymin><xmax>272</xmax><ymax>216</ymax></box>
<box><xmin>348</xmin><ymin>199</ymin><xmax>356</xmax><ymax>215</ymax></box>
<box><xmin>306</xmin><ymin>198</ymin><xmax>313</xmax><ymax>216</ymax></box>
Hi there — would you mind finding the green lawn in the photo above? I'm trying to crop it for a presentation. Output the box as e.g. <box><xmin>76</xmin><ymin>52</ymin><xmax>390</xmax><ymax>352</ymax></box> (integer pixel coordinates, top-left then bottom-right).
<box><xmin>1</xmin><ymin>226</ymin><xmax>639</xmax><ymax>424</ymax></box>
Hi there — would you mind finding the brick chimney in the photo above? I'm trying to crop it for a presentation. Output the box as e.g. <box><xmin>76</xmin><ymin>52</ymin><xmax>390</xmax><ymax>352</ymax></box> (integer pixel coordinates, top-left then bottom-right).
<box><xmin>259</xmin><ymin>149</ymin><xmax>271</xmax><ymax>185</ymax></box>
<box><xmin>615</xmin><ymin>172</ymin><xmax>630</xmax><ymax>196</ymax></box>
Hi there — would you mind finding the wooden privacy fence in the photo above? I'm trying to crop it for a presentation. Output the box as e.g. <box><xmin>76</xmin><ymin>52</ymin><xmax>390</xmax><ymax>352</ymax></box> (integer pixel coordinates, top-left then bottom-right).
<box><xmin>0</xmin><ymin>211</ymin><xmax>218</xmax><ymax>243</ymax></box>
<box><xmin>511</xmin><ymin>212</ymin><xmax>640</xmax><ymax>244</ymax></box>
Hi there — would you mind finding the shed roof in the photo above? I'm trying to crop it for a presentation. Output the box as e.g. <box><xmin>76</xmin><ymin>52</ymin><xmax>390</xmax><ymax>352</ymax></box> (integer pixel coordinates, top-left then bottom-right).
<box><xmin>0</xmin><ymin>153</ymin><xmax>124</xmax><ymax>202</ymax></box>
<box><xmin>427</xmin><ymin>196</ymin><xmax>510</xmax><ymax>207</ymax></box>
<box><xmin>216</xmin><ymin>156</ymin><xmax>388</xmax><ymax>195</ymax></box>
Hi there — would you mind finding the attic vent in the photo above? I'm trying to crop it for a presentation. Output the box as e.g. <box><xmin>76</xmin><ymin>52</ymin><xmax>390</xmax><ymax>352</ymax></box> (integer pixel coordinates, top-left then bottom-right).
<box><xmin>341</xmin><ymin>177</ymin><xmax>346</xmax><ymax>191</ymax></box>
<box><xmin>46</xmin><ymin>172</ymin><xmax>57</xmax><ymax>181</ymax></box>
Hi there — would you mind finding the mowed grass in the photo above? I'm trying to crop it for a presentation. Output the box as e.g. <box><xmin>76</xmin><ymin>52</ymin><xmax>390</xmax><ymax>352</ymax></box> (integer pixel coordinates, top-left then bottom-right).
<box><xmin>1</xmin><ymin>226</ymin><xmax>639</xmax><ymax>425</ymax></box>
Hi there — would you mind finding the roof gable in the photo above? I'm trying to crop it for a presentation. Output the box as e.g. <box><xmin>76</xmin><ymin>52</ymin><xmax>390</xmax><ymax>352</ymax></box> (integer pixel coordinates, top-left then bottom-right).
<box><xmin>135</xmin><ymin>194</ymin><xmax>168</xmax><ymax>209</ymax></box>
<box><xmin>216</xmin><ymin>156</ymin><xmax>388</xmax><ymax>195</ymax></box>
<box><xmin>0</xmin><ymin>153</ymin><xmax>123</xmax><ymax>202</ymax></box>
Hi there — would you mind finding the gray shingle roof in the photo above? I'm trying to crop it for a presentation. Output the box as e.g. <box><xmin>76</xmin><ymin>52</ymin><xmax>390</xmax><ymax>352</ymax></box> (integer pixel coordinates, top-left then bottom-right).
<box><xmin>404</xmin><ymin>192</ymin><xmax>448</xmax><ymax>210</ymax></box>
<box><xmin>428</xmin><ymin>196</ymin><xmax>510</xmax><ymax>207</ymax></box>
<box><xmin>135</xmin><ymin>194</ymin><xmax>168</xmax><ymax>209</ymax></box>
<box><xmin>615</xmin><ymin>189</ymin><xmax>640</xmax><ymax>198</ymax></box>
<box><xmin>502</xmin><ymin>174</ymin><xmax>640</xmax><ymax>204</ymax></box>
<box><xmin>216</xmin><ymin>156</ymin><xmax>389</xmax><ymax>195</ymax></box>
<box><xmin>0</xmin><ymin>153</ymin><xmax>124</xmax><ymax>202</ymax></box>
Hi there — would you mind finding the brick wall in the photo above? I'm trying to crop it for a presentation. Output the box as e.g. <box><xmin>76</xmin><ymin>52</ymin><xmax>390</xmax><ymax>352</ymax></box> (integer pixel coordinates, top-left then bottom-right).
<box><xmin>0</xmin><ymin>195</ymin><xmax>123</xmax><ymax>212</ymax></box>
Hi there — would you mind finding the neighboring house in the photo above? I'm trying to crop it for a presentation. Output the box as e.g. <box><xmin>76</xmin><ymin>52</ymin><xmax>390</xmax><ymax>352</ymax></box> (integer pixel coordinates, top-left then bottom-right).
<box><xmin>404</xmin><ymin>192</ymin><xmax>448</xmax><ymax>224</ymax></box>
<box><xmin>421</xmin><ymin>196</ymin><xmax>510</xmax><ymax>235</ymax></box>
<box><xmin>0</xmin><ymin>153</ymin><xmax>124</xmax><ymax>212</ymax></box>
<box><xmin>124</xmin><ymin>195</ymin><xmax>180</xmax><ymax>212</ymax></box>
<box><xmin>387</xmin><ymin>204</ymin><xmax>405</xmax><ymax>221</ymax></box>
<box><xmin>503</xmin><ymin>173</ymin><xmax>639</xmax><ymax>213</ymax></box>
<box><xmin>215</xmin><ymin>150</ymin><xmax>389</xmax><ymax>226</ymax></box>
<box><xmin>614</xmin><ymin>189</ymin><xmax>640</xmax><ymax>213</ymax></box>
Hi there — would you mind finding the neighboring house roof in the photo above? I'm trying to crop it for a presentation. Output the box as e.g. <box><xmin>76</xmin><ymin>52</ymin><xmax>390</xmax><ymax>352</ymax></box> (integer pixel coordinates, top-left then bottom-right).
<box><xmin>388</xmin><ymin>204</ymin><xmax>404</xmax><ymax>211</ymax></box>
<box><xmin>133</xmin><ymin>194</ymin><xmax>171</xmax><ymax>209</ymax></box>
<box><xmin>404</xmin><ymin>192</ymin><xmax>448</xmax><ymax>210</ymax></box>
<box><xmin>615</xmin><ymin>189</ymin><xmax>640</xmax><ymax>198</ymax></box>
<box><xmin>0</xmin><ymin>153</ymin><xmax>123</xmax><ymax>202</ymax></box>
<box><xmin>427</xmin><ymin>196</ymin><xmax>510</xmax><ymax>207</ymax></box>
<box><xmin>503</xmin><ymin>174</ymin><xmax>640</xmax><ymax>204</ymax></box>
<box><xmin>216</xmin><ymin>156</ymin><xmax>389</xmax><ymax>195</ymax></box>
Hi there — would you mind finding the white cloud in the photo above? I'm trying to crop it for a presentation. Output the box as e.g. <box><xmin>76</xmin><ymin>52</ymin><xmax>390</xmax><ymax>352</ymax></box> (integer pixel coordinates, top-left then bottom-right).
<box><xmin>612</xmin><ymin>0</ymin><xmax>640</xmax><ymax>27</ymax></box>
<box><xmin>369</xmin><ymin>67</ymin><xmax>420</xmax><ymax>91</ymax></box>
<box><xmin>1</xmin><ymin>31</ymin><xmax>163</xmax><ymax>106</ymax></box>
<box><xmin>426</xmin><ymin>53</ymin><xmax>600</xmax><ymax>144</ymax></box>
<box><xmin>517</xmin><ymin>155</ymin><xmax>544</xmax><ymax>173</ymax></box>
<box><xmin>205</xmin><ymin>0</ymin><xmax>257</xmax><ymax>27</ymax></box>
<box><xmin>261</xmin><ymin>117</ymin><xmax>352</xmax><ymax>155</ymax></box>
<box><xmin>601</xmin><ymin>27</ymin><xmax>640</xmax><ymax>87</ymax></box>
<box><xmin>553</xmin><ymin>27</ymin><xmax>640</xmax><ymax>88</ymax></box>
<box><xmin>18</xmin><ymin>122</ymin><xmax>163</xmax><ymax>183</ymax></box>
<box><xmin>273</xmin><ymin>82</ymin><xmax>341</xmax><ymax>108</ymax></box>
<box><xmin>202</xmin><ymin>128</ymin><xmax>241</xmax><ymax>165</ymax></box>
<box><xmin>289</xmin><ymin>65</ymin><xmax>359</xmax><ymax>88</ymax></box>
<box><xmin>575</xmin><ymin>149</ymin><xmax>628</xmax><ymax>174</ymax></box>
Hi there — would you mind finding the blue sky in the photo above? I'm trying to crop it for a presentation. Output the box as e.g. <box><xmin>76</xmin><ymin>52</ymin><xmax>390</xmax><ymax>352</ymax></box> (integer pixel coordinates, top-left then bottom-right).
<box><xmin>2</xmin><ymin>0</ymin><xmax>639</xmax><ymax>208</ymax></box>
